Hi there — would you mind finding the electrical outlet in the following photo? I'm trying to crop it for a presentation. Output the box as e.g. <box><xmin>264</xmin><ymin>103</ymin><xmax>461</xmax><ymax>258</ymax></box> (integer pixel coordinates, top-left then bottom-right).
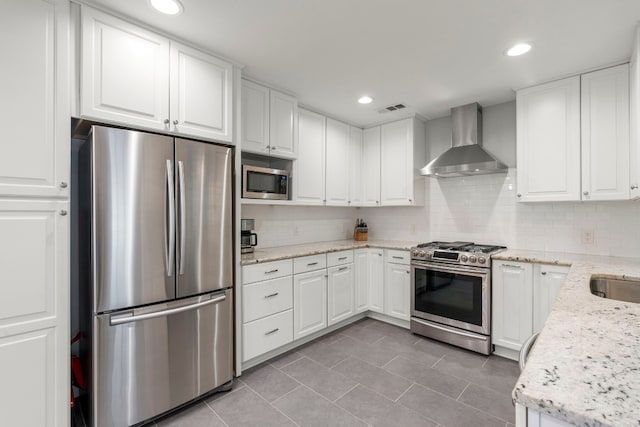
<box><xmin>581</xmin><ymin>229</ymin><xmax>595</xmax><ymax>244</ymax></box>
<box><xmin>293</xmin><ymin>225</ymin><xmax>300</xmax><ymax>236</ymax></box>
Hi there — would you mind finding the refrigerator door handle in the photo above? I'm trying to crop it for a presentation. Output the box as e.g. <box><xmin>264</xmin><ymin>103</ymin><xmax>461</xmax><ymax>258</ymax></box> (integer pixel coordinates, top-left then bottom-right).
<box><xmin>178</xmin><ymin>160</ymin><xmax>186</xmax><ymax>275</ymax></box>
<box><xmin>165</xmin><ymin>159</ymin><xmax>176</xmax><ymax>277</ymax></box>
<box><xmin>109</xmin><ymin>293</ymin><xmax>227</xmax><ymax>326</ymax></box>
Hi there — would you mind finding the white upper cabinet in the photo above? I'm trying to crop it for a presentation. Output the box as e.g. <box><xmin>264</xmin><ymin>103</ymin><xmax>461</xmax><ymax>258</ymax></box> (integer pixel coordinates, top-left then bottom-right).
<box><xmin>80</xmin><ymin>6</ymin><xmax>233</xmax><ymax>142</ymax></box>
<box><xmin>516</xmin><ymin>76</ymin><xmax>581</xmax><ymax>202</ymax></box>
<box><xmin>379</xmin><ymin>118</ymin><xmax>425</xmax><ymax>206</ymax></box>
<box><xmin>581</xmin><ymin>64</ymin><xmax>630</xmax><ymax>201</ymax></box>
<box><xmin>295</xmin><ymin>108</ymin><xmax>326</xmax><ymax>204</ymax></box>
<box><xmin>362</xmin><ymin>127</ymin><xmax>381</xmax><ymax>206</ymax></box>
<box><xmin>0</xmin><ymin>0</ymin><xmax>69</xmax><ymax>198</ymax></box>
<box><xmin>269</xmin><ymin>90</ymin><xmax>298</xmax><ymax>158</ymax></box>
<box><xmin>170</xmin><ymin>41</ymin><xmax>233</xmax><ymax>142</ymax></box>
<box><xmin>242</xmin><ymin>79</ymin><xmax>270</xmax><ymax>154</ymax></box>
<box><xmin>349</xmin><ymin>127</ymin><xmax>364</xmax><ymax>206</ymax></box>
<box><xmin>631</xmin><ymin>26</ymin><xmax>640</xmax><ymax>199</ymax></box>
<box><xmin>325</xmin><ymin>118</ymin><xmax>351</xmax><ymax>206</ymax></box>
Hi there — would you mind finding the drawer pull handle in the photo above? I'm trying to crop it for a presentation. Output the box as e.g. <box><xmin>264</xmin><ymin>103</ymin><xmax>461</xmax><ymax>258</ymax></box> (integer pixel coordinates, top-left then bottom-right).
<box><xmin>264</xmin><ymin>292</ymin><xmax>279</xmax><ymax>299</ymax></box>
<box><xmin>307</xmin><ymin>262</ymin><xmax>318</xmax><ymax>266</ymax></box>
<box><xmin>502</xmin><ymin>264</ymin><xmax>522</xmax><ymax>269</ymax></box>
<box><xmin>392</xmin><ymin>256</ymin><xmax>404</xmax><ymax>260</ymax></box>
<box><xmin>265</xmin><ymin>328</ymin><xmax>279</xmax><ymax>336</ymax></box>
<box><xmin>264</xmin><ymin>269</ymin><xmax>279</xmax><ymax>274</ymax></box>
<box><xmin>338</xmin><ymin>266</ymin><xmax>348</xmax><ymax>271</ymax></box>
<box><xmin>338</xmin><ymin>257</ymin><xmax>347</xmax><ymax>260</ymax></box>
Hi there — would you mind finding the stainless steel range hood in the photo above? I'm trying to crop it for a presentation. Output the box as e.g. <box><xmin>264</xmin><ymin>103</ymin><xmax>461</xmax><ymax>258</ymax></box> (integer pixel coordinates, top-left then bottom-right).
<box><xmin>420</xmin><ymin>103</ymin><xmax>507</xmax><ymax>177</ymax></box>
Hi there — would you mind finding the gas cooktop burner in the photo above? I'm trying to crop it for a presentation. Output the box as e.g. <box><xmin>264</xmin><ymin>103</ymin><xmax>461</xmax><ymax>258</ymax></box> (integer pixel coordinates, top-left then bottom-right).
<box><xmin>411</xmin><ymin>241</ymin><xmax>506</xmax><ymax>267</ymax></box>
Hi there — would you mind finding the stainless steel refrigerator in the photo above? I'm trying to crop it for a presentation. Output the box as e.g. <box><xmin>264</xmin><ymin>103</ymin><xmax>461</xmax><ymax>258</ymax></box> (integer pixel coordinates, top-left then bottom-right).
<box><xmin>75</xmin><ymin>125</ymin><xmax>234</xmax><ymax>427</ymax></box>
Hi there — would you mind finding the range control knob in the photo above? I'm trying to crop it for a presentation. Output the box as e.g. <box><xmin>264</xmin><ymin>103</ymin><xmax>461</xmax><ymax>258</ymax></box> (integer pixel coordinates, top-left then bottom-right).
<box><xmin>468</xmin><ymin>255</ymin><xmax>477</xmax><ymax>263</ymax></box>
<box><xmin>426</xmin><ymin>251</ymin><xmax>433</xmax><ymax>259</ymax></box>
<box><xmin>460</xmin><ymin>255</ymin><xmax>468</xmax><ymax>262</ymax></box>
<box><xmin>412</xmin><ymin>250</ymin><xmax>420</xmax><ymax>257</ymax></box>
<box><xmin>419</xmin><ymin>250</ymin><xmax>426</xmax><ymax>257</ymax></box>
<box><xmin>478</xmin><ymin>257</ymin><xmax>486</xmax><ymax>264</ymax></box>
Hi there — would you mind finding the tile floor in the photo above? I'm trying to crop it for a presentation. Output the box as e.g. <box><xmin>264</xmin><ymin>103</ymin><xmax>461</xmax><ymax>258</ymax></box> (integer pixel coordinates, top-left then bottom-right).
<box><xmin>154</xmin><ymin>318</ymin><xmax>519</xmax><ymax>427</ymax></box>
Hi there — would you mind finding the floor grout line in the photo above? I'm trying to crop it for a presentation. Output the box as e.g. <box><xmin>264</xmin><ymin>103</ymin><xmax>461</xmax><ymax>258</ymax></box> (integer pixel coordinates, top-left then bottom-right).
<box><xmin>455</xmin><ymin>382</ymin><xmax>471</xmax><ymax>400</ymax></box>
<box><xmin>430</xmin><ymin>353</ymin><xmax>446</xmax><ymax>368</ymax></box>
<box><xmin>331</xmin><ymin>383</ymin><xmax>359</xmax><ymax>403</ymax></box>
<box><xmin>242</xmin><ymin>381</ymin><xmax>301</xmax><ymax>426</ymax></box>
<box><xmin>270</xmin><ymin>384</ymin><xmax>303</xmax><ymax>405</ymax></box>
<box><xmin>393</xmin><ymin>381</ymin><xmax>415</xmax><ymax>403</ymax></box>
<box><xmin>380</xmin><ymin>354</ymin><xmax>401</xmax><ymax>369</ymax></box>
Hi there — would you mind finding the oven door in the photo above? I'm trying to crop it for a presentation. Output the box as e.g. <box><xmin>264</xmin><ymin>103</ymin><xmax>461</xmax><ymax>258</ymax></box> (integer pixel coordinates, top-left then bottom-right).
<box><xmin>411</xmin><ymin>261</ymin><xmax>490</xmax><ymax>335</ymax></box>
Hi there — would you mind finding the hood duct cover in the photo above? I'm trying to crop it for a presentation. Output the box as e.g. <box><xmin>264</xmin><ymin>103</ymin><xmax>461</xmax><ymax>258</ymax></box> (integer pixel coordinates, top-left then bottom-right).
<box><xmin>421</xmin><ymin>102</ymin><xmax>508</xmax><ymax>177</ymax></box>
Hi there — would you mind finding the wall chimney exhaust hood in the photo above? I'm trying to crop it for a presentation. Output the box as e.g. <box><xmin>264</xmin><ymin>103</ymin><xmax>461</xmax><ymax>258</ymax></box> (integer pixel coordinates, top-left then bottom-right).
<box><xmin>420</xmin><ymin>102</ymin><xmax>507</xmax><ymax>178</ymax></box>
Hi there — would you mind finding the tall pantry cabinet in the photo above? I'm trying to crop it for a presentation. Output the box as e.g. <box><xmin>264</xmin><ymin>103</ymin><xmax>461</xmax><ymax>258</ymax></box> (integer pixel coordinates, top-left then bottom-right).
<box><xmin>0</xmin><ymin>1</ymin><xmax>70</xmax><ymax>426</ymax></box>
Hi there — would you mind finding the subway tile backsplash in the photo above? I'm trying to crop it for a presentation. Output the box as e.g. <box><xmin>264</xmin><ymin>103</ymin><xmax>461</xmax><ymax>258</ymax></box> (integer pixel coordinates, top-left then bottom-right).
<box><xmin>242</xmin><ymin>169</ymin><xmax>640</xmax><ymax>257</ymax></box>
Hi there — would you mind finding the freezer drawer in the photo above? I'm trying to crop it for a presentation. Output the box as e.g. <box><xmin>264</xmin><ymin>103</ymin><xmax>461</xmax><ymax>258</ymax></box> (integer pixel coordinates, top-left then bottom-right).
<box><xmin>92</xmin><ymin>289</ymin><xmax>233</xmax><ymax>427</ymax></box>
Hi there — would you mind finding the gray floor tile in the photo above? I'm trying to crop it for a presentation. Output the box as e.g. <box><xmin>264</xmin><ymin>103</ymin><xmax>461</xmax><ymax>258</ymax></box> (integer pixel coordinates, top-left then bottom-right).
<box><xmin>435</xmin><ymin>354</ymin><xmax>519</xmax><ymax>395</ymax></box>
<box><xmin>340</xmin><ymin>322</ymin><xmax>387</xmax><ymax>344</ymax></box>
<box><xmin>269</xmin><ymin>350</ymin><xmax>304</xmax><ymax>369</ymax></box>
<box><xmin>280</xmin><ymin>356</ymin><xmax>357</xmax><ymax>401</ymax></box>
<box><xmin>458</xmin><ymin>383</ymin><xmax>516</xmax><ymax>423</ymax></box>
<box><xmin>384</xmin><ymin>355</ymin><xmax>468</xmax><ymax>398</ymax></box>
<box><xmin>413</xmin><ymin>337</ymin><xmax>454</xmax><ymax>359</ymax></box>
<box><xmin>313</xmin><ymin>329</ymin><xmax>347</xmax><ymax>345</ymax></box>
<box><xmin>332</xmin><ymin>356</ymin><xmax>412</xmax><ymax>401</ymax></box>
<box><xmin>298</xmin><ymin>339</ymin><xmax>349</xmax><ymax>368</ymax></box>
<box><xmin>439</xmin><ymin>346</ymin><xmax>488</xmax><ymax>368</ymax></box>
<box><xmin>240</xmin><ymin>363</ymin><xmax>299</xmax><ymax>402</ymax></box>
<box><xmin>206</xmin><ymin>386</ymin><xmax>296</xmax><ymax>427</ymax></box>
<box><xmin>328</xmin><ymin>335</ymin><xmax>398</xmax><ymax>367</ymax></box>
<box><xmin>366</xmin><ymin>322</ymin><xmax>420</xmax><ymax>344</ymax></box>
<box><xmin>157</xmin><ymin>401</ymin><xmax>225</xmax><ymax>427</ymax></box>
<box><xmin>377</xmin><ymin>335</ymin><xmax>442</xmax><ymax>367</ymax></box>
<box><xmin>273</xmin><ymin>385</ymin><xmax>367</xmax><ymax>427</ymax></box>
<box><xmin>335</xmin><ymin>384</ymin><xmax>438</xmax><ymax>427</ymax></box>
<box><xmin>398</xmin><ymin>384</ymin><xmax>505</xmax><ymax>427</ymax></box>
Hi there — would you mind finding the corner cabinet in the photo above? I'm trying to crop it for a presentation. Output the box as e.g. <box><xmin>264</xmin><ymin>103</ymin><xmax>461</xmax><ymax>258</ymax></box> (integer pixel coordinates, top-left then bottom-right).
<box><xmin>379</xmin><ymin>118</ymin><xmax>426</xmax><ymax>206</ymax></box>
<box><xmin>516</xmin><ymin>64</ymin><xmax>630</xmax><ymax>202</ymax></box>
<box><xmin>80</xmin><ymin>6</ymin><xmax>233</xmax><ymax>142</ymax></box>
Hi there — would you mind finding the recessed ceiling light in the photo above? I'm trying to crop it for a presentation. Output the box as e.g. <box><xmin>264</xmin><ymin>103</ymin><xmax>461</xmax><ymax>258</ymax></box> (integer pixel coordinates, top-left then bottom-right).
<box><xmin>149</xmin><ymin>0</ymin><xmax>183</xmax><ymax>15</ymax></box>
<box><xmin>358</xmin><ymin>96</ymin><xmax>373</xmax><ymax>104</ymax></box>
<box><xmin>506</xmin><ymin>43</ymin><xmax>532</xmax><ymax>57</ymax></box>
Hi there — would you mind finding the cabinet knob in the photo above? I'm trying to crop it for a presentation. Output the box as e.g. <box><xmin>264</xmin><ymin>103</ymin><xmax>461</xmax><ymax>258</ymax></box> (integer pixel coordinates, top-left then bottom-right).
<box><xmin>516</xmin><ymin>193</ymin><xmax>522</xmax><ymax>198</ymax></box>
<box><xmin>376</xmin><ymin>201</ymin><xmax>379</xmax><ymax>204</ymax></box>
<box><xmin>59</xmin><ymin>210</ymin><xmax>68</xmax><ymax>216</ymax></box>
<box><xmin>348</xmin><ymin>201</ymin><xmax>351</xmax><ymax>204</ymax></box>
<box><xmin>541</xmin><ymin>271</ymin><xmax>547</xmax><ymax>275</ymax></box>
<box><xmin>164</xmin><ymin>119</ymin><xmax>170</xmax><ymax>125</ymax></box>
<box><xmin>173</xmin><ymin>120</ymin><xmax>179</xmax><ymax>125</ymax></box>
<box><xmin>406</xmin><ymin>270</ymin><xmax>410</xmax><ymax>274</ymax></box>
<box><xmin>59</xmin><ymin>182</ymin><xmax>68</xmax><ymax>189</ymax></box>
<box><xmin>631</xmin><ymin>184</ymin><xmax>638</xmax><ymax>190</ymax></box>
<box><xmin>583</xmin><ymin>191</ymin><xmax>589</xmax><ymax>196</ymax></box>
<box><xmin>408</xmin><ymin>198</ymin><xmax>412</xmax><ymax>202</ymax></box>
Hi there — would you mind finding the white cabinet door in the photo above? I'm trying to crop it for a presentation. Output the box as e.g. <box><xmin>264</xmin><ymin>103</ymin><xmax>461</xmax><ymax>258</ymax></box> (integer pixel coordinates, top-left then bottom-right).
<box><xmin>349</xmin><ymin>127</ymin><xmax>363</xmax><ymax>206</ymax></box>
<box><xmin>630</xmin><ymin>26</ymin><xmax>640</xmax><ymax>199</ymax></box>
<box><xmin>295</xmin><ymin>108</ymin><xmax>326</xmax><ymax>204</ymax></box>
<box><xmin>368</xmin><ymin>249</ymin><xmax>385</xmax><ymax>313</ymax></box>
<box><xmin>492</xmin><ymin>261</ymin><xmax>533</xmax><ymax>351</ymax></box>
<box><xmin>533</xmin><ymin>264</ymin><xmax>569</xmax><ymax>333</ymax></box>
<box><xmin>269</xmin><ymin>90</ymin><xmax>297</xmax><ymax>158</ymax></box>
<box><xmin>81</xmin><ymin>6</ymin><xmax>170</xmax><ymax>130</ymax></box>
<box><xmin>362</xmin><ymin>127</ymin><xmax>381</xmax><ymax>206</ymax></box>
<box><xmin>293</xmin><ymin>270</ymin><xmax>327</xmax><ymax>339</ymax></box>
<box><xmin>327</xmin><ymin>264</ymin><xmax>355</xmax><ymax>325</ymax></box>
<box><xmin>385</xmin><ymin>262</ymin><xmax>410</xmax><ymax>320</ymax></box>
<box><xmin>516</xmin><ymin>77</ymin><xmax>581</xmax><ymax>202</ymax></box>
<box><xmin>170</xmin><ymin>41</ymin><xmax>233</xmax><ymax>142</ymax></box>
<box><xmin>353</xmin><ymin>249</ymin><xmax>369</xmax><ymax>313</ymax></box>
<box><xmin>0</xmin><ymin>199</ymin><xmax>69</xmax><ymax>427</ymax></box>
<box><xmin>242</xmin><ymin>79</ymin><xmax>270</xmax><ymax>154</ymax></box>
<box><xmin>0</xmin><ymin>0</ymin><xmax>69</xmax><ymax>198</ymax></box>
<box><xmin>581</xmin><ymin>64</ymin><xmax>630</xmax><ymax>201</ymax></box>
<box><xmin>325</xmin><ymin>118</ymin><xmax>351</xmax><ymax>206</ymax></box>
<box><xmin>381</xmin><ymin>119</ymin><xmax>412</xmax><ymax>205</ymax></box>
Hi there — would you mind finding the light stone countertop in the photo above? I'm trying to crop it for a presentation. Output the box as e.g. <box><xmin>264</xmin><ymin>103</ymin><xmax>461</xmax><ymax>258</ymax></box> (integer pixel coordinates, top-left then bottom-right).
<box><xmin>496</xmin><ymin>249</ymin><xmax>640</xmax><ymax>426</ymax></box>
<box><xmin>240</xmin><ymin>239</ymin><xmax>417</xmax><ymax>265</ymax></box>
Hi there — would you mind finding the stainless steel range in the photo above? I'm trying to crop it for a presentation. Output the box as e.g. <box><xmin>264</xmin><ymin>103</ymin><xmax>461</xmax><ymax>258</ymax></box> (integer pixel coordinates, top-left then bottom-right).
<box><xmin>410</xmin><ymin>241</ymin><xmax>506</xmax><ymax>355</ymax></box>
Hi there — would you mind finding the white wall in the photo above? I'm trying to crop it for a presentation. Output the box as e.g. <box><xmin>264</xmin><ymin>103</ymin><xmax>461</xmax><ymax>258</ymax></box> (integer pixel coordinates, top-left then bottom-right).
<box><xmin>242</xmin><ymin>100</ymin><xmax>640</xmax><ymax>257</ymax></box>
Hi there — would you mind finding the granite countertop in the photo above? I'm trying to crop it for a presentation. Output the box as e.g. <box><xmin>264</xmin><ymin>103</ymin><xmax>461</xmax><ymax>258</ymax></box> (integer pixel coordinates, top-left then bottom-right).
<box><xmin>240</xmin><ymin>239</ymin><xmax>417</xmax><ymax>265</ymax></box>
<box><xmin>498</xmin><ymin>249</ymin><xmax>640</xmax><ymax>426</ymax></box>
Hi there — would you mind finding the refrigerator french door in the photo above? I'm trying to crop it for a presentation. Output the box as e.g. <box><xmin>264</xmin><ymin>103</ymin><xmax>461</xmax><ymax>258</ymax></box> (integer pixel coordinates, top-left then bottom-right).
<box><xmin>82</xmin><ymin>126</ymin><xmax>234</xmax><ymax>427</ymax></box>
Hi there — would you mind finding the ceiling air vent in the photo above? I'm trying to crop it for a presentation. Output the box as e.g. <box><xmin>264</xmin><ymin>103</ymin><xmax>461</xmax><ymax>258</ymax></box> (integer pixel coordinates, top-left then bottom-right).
<box><xmin>378</xmin><ymin>103</ymin><xmax>407</xmax><ymax>114</ymax></box>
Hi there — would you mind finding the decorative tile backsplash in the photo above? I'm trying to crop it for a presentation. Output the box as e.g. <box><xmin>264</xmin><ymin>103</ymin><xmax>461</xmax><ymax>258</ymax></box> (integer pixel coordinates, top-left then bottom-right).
<box><xmin>242</xmin><ymin>169</ymin><xmax>640</xmax><ymax>257</ymax></box>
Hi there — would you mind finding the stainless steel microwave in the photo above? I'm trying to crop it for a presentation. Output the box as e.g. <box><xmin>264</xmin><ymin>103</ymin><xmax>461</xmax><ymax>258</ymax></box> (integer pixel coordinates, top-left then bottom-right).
<box><xmin>242</xmin><ymin>165</ymin><xmax>289</xmax><ymax>200</ymax></box>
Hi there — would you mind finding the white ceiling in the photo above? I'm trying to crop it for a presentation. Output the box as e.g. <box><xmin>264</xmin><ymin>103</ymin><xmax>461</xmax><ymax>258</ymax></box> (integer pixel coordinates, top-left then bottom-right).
<box><xmin>89</xmin><ymin>0</ymin><xmax>640</xmax><ymax>127</ymax></box>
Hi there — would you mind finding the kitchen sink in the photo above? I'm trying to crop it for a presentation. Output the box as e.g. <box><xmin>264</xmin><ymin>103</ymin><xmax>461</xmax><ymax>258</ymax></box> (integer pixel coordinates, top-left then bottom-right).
<box><xmin>590</xmin><ymin>276</ymin><xmax>640</xmax><ymax>304</ymax></box>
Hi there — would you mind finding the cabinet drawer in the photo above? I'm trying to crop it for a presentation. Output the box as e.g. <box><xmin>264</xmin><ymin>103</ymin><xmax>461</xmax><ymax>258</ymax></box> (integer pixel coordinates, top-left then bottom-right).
<box><xmin>242</xmin><ymin>276</ymin><xmax>293</xmax><ymax>323</ymax></box>
<box><xmin>293</xmin><ymin>254</ymin><xmax>327</xmax><ymax>274</ymax></box>
<box><xmin>327</xmin><ymin>250</ymin><xmax>354</xmax><ymax>267</ymax></box>
<box><xmin>242</xmin><ymin>259</ymin><xmax>293</xmax><ymax>284</ymax></box>
<box><xmin>243</xmin><ymin>309</ymin><xmax>293</xmax><ymax>361</ymax></box>
<box><xmin>385</xmin><ymin>249</ymin><xmax>410</xmax><ymax>265</ymax></box>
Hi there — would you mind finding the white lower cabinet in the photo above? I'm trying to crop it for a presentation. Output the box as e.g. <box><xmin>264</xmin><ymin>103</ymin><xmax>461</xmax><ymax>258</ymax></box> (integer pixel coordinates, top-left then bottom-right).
<box><xmin>384</xmin><ymin>252</ymin><xmax>411</xmax><ymax>321</ymax></box>
<box><xmin>354</xmin><ymin>249</ymin><xmax>369</xmax><ymax>313</ymax></box>
<box><xmin>293</xmin><ymin>269</ymin><xmax>327</xmax><ymax>339</ymax></box>
<box><xmin>243</xmin><ymin>310</ymin><xmax>294</xmax><ymax>362</ymax></box>
<box><xmin>242</xmin><ymin>276</ymin><xmax>293</xmax><ymax>323</ymax></box>
<box><xmin>368</xmin><ymin>249</ymin><xmax>385</xmax><ymax>313</ymax></box>
<box><xmin>524</xmin><ymin>406</ymin><xmax>574</xmax><ymax>427</ymax></box>
<box><xmin>328</xmin><ymin>264</ymin><xmax>355</xmax><ymax>325</ymax></box>
<box><xmin>492</xmin><ymin>260</ymin><xmax>570</xmax><ymax>359</ymax></box>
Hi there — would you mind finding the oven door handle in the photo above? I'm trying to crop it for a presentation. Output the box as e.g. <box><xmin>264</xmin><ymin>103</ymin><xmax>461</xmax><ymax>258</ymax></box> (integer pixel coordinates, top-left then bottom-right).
<box><xmin>411</xmin><ymin>261</ymin><xmax>489</xmax><ymax>275</ymax></box>
<box><xmin>411</xmin><ymin>318</ymin><xmax>488</xmax><ymax>341</ymax></box>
